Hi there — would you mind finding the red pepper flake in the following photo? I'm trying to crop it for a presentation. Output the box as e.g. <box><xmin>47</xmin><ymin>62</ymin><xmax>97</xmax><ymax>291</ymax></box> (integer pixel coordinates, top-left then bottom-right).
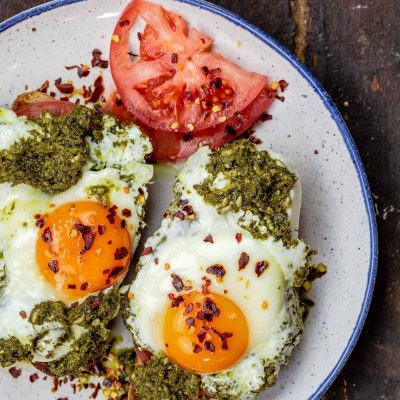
<box><xmin>98</xmin><ymin>225</ymin><xmax>106</xmax><ymax>235</ymax></box>
<box><xmin>211</xmin><ymin>327</ymin><xmax>233</xmax><ymax>350</ymax></box>
<box><xmin>206</xmin><ymin>264</ymin><xmax>225</xmax><ymax>278</ymax></box>
<box><xmin>201</xmin><ymin>66</ymin><xmax>209</xmax><ymax>75</ymax></box>
<box><xmin>49</xmin><ymin>91</ymin><xmax>56</xmax><ymax>97</ymax></box>
<box><xmin>87</xmin><ymin>75</ymin><xmax>105</xmax><ymax>103</ymax></box>
<box><xmin>108</xmin><ymin>266</ymin><xmax>124</xmax><ymax>279</ymax></box>
<box><xmin>55</xmin><ymin>80</ymin><xmax>74</xmax><ymax>94</ymax></box>
<box><xmin>74</xmin><ymin>223</ymin><xmax>96</xmax><ymax>254</ymax></box>
<box><xmin>91</xmin><ymin>49</ymin><xmax>109</xmax><ymax>69</ymax></box>
<box><xmin>170</xmin><ymin>294</ymin><xmax>184</xmax><ymax>308</ymax></box>
<box><xmin>204</xmin><ymin>341</ymin><xmax>215</xmax><ymax>352</ymax></box>
<box><xmin>122</xmin><ymin>208</ymin><xmax>132</xmax><ymax>217</ymax></box>
<box><xmin>60</xmin><ymin>96</ymin><xmax>70</xmax><ymax>102</ymax></box>
<box><xmin>9</xmin><ymin>367</ymin><xmax>22</xmax><ymax>379</ymax></box>
<box><xmin>182</xmin><ymin>204</ymin><xmax>194</xmax><ymax>215</ymax></box>
<box><xmin>185</xmin><ymin>317</ymin><xmax>195</xmax><ymax>327</ymax></box>
<box><xmin>103</xmin><ymin>268</ymin><xmax>111</xmax><ymax>275</ymax></box>
<box><xmin>37</xmin><ymin>80</ymin><xmax>49</xmax><ymax>93</ymax></box>
<box><xmin>68</xmin><ymin>284</ymin><xmax>77</xmax><ymax>289</ymax></box>
<box><xmin>120</xmin><ymin>219</ymin><xmax>127</xmax><ymax>228</ymax></box>
<box><xmin>255</xmin><ymin>260</ymin><xmax>269</xmax><ymax>277</ymax></box>
<box><xmin>235</xmin><ymin>233</ymin><xmax>242</xmax><ymax>243</ymax></box>
<box><xmin>91</xmin><ymin>297</ymin><xmax>101</xmax><ymax>309</ymax></box>
<box><xmin>42</xmin><ymin>227</ymin><xmax>52</xmax><ymax>243</ymax></box>
<box><xmin>137</xmin><ymin>32</ymin><xmax>143</xmax><ymax>41</ymax></box>
<box><xmin>171</xmin><ymin>273</ymin><xmax>184</xmax><ymax>292</ymax></box>
<box><xmin>173</xmin><ymin>210</ymin><xmax>185</xmax><ymax>221</ymax></box>
<box><xmin>238</xmin><ymin>252</ymin><xmax>250</xmax><ymax>271</ymax></box>
<box><xmin>70</xmin><ymin>302</ymin><xmax>79</xmax><ymax>308</ymax></box>
<box><xmin>19</xmin><ymin>310</ymin><xmax>27</xmax><ymax>319</ymax></box>
<box><xmin>141</xmin><ymin>246</ymin><xmax>153</xmax><ymax>256</ymax></box>
<box><xmin>203</xmin><ymin>297</ymin><xmax>220</xmax><ymax>318</ymax></box>
<box><xmin>197</xmin><ymin>330</ymin><xmax>207</xmax><ymax>343</ymax></box>
<box><xmin>90</xmin><ymin>382</ymin><xmax>101</xmax><ymax>399</ymax></box>
<box><xmin>203</xmin><ymin>234</ymin><xmax>214</xmax><ymax>244</ymax></box>
<box><xmin>184</xmin><ymin>303</ymin><xmax>193</xmax><ymax>315</ymax></box>
<box><xmin>119</xmin><ymin>19</ymin><xmax>130</xmax><ymax>27</ymax></box>
<box><xmin>225</xmin><ymin>125</ymin><xmax>237</xmax><ymax>136</ymax></box>
<box><xmin>106</xmin><ymin>205</ymin><xmax>118</xmax><ymax>224</ymax></box>
<box><xmin>260</xmin><ymin>113</ymin><xmax>273</xmax><ymax>122</ymax></box>
<box><xmin>114</xmin><ymin>246</ymin><xmax>129</xmax><ymax>260</ymax></box>
<box><xmin>65</xmin><ymin>64</ymin><xmax>90</xmax><ymax>78</ymax></box>
<box><xmin>182</xmin><ymin>133</ymin><xmax>193</xmax><ymax>142</ymax></box>
<box><xmin>80</xmin><ymin>282</ymin><xmax>89</xmax><ymax>291</ymax></box>
<box><xmin>29</xmin><ymin>373</ymin><xmax>39</xmax><ymax>383</ymax></box>
<box><xmin>34</xmin><ymin>214</ymin><xmax>45</xmax><ymax>228</ymax></box>
<box><xmin>279</xmin><ymin>79</ymin><xmax>289</xmax><ymax>92</ymax></box>
<box><xmin>248</xmin><ymin>135</ymin><xmax>263</xmax><ymax>145</ymax></box>
<box><xmin>171</xmin><ymin>53</ymin><xmax>178</xmax><ymax>64</ymax></box>
<box><xmin>48</xmin><ymin>260</ymin><xmax>59</xmax><ymax>273</ymax></box>
<box><xmin>275</xmin><ymin>94</ymin><xmax>285</xmax><ymax>102</ymax></box>
<box><xmin>193</xmin><ymin>343</ymin><xmax>202</xmax><ymax>353</ymax></box>
<box><xmin>201</xmin><ymin>276</ymin><xmax>211</xmax><ymax>295</ymax></box>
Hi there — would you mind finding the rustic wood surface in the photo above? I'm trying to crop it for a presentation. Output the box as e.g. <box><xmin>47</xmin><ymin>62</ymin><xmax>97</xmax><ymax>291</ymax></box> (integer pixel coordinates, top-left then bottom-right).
<box><xmin>1</xmin><ymin>0</ymin><xmax>399</xmax><ymax>399</ymax></box>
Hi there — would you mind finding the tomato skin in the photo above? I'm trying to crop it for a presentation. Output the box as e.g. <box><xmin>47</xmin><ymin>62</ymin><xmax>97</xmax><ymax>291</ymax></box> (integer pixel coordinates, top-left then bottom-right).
<box><xmin>15</xmin><ymin>100</ymin><xmax>75</xmax><ymax>119</ymax></box>
<box><xmin>110</xmin><ymin>0</ymin><xmax>269</xmax><ymax>133</ymax></box>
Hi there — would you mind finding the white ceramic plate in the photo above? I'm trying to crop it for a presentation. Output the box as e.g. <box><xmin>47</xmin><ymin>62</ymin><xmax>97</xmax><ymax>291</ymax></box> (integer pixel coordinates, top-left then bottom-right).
<box><xmin>0</xmin><ymin>1</ymin><xmax>377</xmax><ymax>399</ymax></box>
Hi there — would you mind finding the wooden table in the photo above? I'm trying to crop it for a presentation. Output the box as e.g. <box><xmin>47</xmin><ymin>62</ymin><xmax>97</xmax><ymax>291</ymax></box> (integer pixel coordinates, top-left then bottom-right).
<box><xmin>1</xmin><ymin>1</ymin><xmax>399</xmax><ymax>399</ymax></box>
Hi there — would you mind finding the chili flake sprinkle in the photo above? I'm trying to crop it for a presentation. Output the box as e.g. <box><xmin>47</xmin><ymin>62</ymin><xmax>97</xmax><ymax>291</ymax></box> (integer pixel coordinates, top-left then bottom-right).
<box><xmin>235</xmin><ymin>233</ymin><xmax>242</xmax><ymax>243</ymax></box>
<box><xmin>141</xmin><ymin>246</ymin><xmax>153</xmax><ymax>256</ymax></box>
<box><xmin>171</xmin><ymin>273</ymin><xmax>184</xmax><ymax>292</ymax></box>
<box><xmin>238</xmin><ymin>252</ymin><xmax>250</xmax><ymax>271</ymax></box>
<box><xmin>8</xmin><ymin>367</ymin><xmax>22</xmax><ymax>379</ymax></box>
<box><xmin>48</xmin><ymin>260</ymin><xmax>59</xmax><ymax>273</ymax></box>
<box><xmin>206</xmin><ymin>264</ymin><xmax>226</xmax><ymax>278</ymax></box>
<box><xmin>122</xmin><ymin>208</ymin><xmax>132</xmax><ymax>217</ymax></box>
<box><xmin>114</xmin><ymin>246</ymin><xmax>129</xmax><ymax>260</ymax></box>
<box><xmin>255</xmin><ymin>260</ymin><xmax>269</xmax><ymax>277</ymax></box>
<box><xmin>203</xmin><ymin>234</ymin><xmax>214</xmax><ymax>243</ymax></box>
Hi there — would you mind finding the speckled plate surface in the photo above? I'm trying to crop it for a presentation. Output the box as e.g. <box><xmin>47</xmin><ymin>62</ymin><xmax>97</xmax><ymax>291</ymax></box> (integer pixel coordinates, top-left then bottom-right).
<box><xmin>0</xmin><ymin>0</ymin><xmax>377</xmax><ymax>399</ymax></box>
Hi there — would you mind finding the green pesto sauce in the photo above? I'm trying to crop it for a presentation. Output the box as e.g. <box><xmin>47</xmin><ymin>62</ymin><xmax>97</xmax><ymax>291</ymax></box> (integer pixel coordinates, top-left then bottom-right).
<box><xmin>131</xmin><ymin>354</ymin><xmax>200</xmax><ymax>400</ymax></box>
<box><xmin>0</xmin><ymin>106</ymin><xmax>103</xmax><ymax>195</ymax></box>
<box><xmin>86</xmin><ymin>184</ymin><xmax>111</xmax><ymax>206</ymax></box>
<box><xmin>194</xmin><ymin>140</ymin><xmax>297</xmax><ymax>247</ymax></box>
<box><xmin>0</xmin><ymin>337</ymin><xmax>32</xmax><ymax>367</ymax></box>
<box><xmin>0</xmin><ymin>289</ymin><xmax>121</xmax><ymax>376</ymax></box>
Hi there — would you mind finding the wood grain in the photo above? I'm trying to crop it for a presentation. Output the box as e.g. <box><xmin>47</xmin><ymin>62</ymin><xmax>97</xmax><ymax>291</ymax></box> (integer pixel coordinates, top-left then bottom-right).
<box><xmin>1</xmin><ymin>1</ymin><xmax>399</xmax><ymax>399</ymax></box>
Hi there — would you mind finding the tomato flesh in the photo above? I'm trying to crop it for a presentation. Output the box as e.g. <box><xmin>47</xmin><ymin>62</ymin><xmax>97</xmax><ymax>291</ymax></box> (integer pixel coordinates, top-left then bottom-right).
<box><xmin>110</xmin><ymin>0</ymin><xmax>269</xmax><ymax>133</ymax></box>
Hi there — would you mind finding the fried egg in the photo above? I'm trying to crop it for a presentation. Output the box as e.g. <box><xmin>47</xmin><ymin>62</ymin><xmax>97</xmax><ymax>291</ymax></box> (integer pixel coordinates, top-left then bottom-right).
<box><xmin>0</xmin><ymin>108</ymin><xmax>153</xmax><ymax>367</ymax></box>
<box><xmin>126</xmin><ymin>142</ymin><xmax>313</xmax><ymax>399</ymax></box>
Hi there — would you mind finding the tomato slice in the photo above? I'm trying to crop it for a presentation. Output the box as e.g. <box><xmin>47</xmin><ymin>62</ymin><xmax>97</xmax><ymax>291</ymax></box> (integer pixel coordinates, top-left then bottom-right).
<box><xmin>148</xmin><ymin>86</ymin><xmax>275</xmax><ymax>162</ymax></box>
<box><xmin>105</xmin><ymin>86</ymin><xmax>275</xmax><ymax>162</ymax></box>
<box><xmin>110</xmin><ymin>0</ymin><xmax>269</xmax><ymax>133</ymax></box>
<box><xmin>15</xmin><ymin>100</ymin><xmax>75</xmax><ymax>119</ymax></box>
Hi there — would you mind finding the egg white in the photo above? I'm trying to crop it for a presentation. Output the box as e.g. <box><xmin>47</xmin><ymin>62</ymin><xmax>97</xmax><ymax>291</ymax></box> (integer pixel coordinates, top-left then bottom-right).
<box><xmin>127</xmin><ymin>145</ymin><xmax>309</xmax><ymax>399</ymax></box>
<box><xmin>0</xmin><ymin>108</ymin><xmax>153</xmax><ymax>362</ymax></box>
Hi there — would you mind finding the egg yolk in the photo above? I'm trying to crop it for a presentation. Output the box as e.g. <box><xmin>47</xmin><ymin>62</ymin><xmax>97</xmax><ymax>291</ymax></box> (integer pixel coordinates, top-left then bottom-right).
<box><xmin>163</xmin><ymin>291</ymin><xmax>249</xmax><ymax>374</ymax></box>
<box><xmin>36</xmin><ymin>201</ymin><xmax>131</xmax><ymax>297</ymax></box>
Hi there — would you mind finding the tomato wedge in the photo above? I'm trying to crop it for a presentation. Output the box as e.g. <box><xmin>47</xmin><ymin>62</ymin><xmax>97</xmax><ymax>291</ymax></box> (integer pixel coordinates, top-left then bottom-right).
<box><xmin>110</xmin><ymin>0</ymin><xmax>269</xmax><ymax>133</ymax></box>
<box><xmin>105</xmin><ymin>86</ymin><xmax>275</xmax><ymax>162</ymax></box>
<box><xmin>15</xmin><ymin>100</ymin><xmax>75</xmax><ymax>119</ymax></box>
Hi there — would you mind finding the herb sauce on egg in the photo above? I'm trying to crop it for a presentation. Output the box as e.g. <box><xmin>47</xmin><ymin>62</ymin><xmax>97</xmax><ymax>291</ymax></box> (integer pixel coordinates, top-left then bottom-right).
<box><xmin>194</xmin><ymin>140</ymin><xmax>297</xmax><ymax>247</ymax></box>
<box><xmin>0</xmin><ymin>106</ymin><xmax>103</xmax><ymax>194</ymax></box>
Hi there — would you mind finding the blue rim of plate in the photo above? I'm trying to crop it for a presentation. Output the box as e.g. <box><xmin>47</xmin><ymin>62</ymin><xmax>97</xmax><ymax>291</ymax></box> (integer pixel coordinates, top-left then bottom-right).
<box><xmin>0</xmin><ymin>0</ymin><xmax>378</xmax><ymax>399</ymax></box>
